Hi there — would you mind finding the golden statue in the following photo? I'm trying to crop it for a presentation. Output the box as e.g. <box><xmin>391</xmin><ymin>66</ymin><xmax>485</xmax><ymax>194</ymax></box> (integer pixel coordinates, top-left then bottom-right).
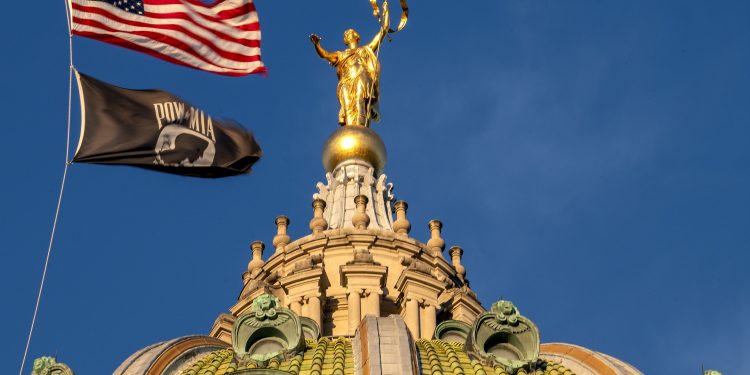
<box><xmin>311</xmin><ymin>1</ymin><xmax>395</xmax><ymax>127</ymax></box>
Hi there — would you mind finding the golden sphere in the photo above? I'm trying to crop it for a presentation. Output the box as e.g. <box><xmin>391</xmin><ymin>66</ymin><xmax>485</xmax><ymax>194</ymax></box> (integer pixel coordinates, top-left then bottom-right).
<box><xmin>322</xmin><ymin>126</ymin><xmax>387</xmax><ymax>172</ymax></box>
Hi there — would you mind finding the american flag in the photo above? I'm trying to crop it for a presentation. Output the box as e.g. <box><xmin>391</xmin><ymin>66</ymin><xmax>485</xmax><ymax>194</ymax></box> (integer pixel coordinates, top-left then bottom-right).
<box><xmin>69</xmin><ymin>0</ymin><xmax>265</xmax><ymax>76</ymax></box>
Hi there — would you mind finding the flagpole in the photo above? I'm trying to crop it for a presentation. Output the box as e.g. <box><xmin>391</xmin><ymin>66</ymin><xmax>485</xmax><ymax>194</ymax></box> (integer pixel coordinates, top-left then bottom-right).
<box><xmin>18</xmin><ymin>2</ymin><xmax>75</xmax><ymax>374</ymax></box>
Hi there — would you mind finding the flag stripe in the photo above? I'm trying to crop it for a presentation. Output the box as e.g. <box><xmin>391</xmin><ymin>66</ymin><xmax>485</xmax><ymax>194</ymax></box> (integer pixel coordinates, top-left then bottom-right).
<box><xmin>70</xmin><ymin>0</ymin><xmax>265</xmax><ymax>76</ymax></box>
<box><xmin>73</xmin><ymin>30</ymin><xmax>265</xmax><ymax>76</ymax></box>
<box><xmin>144</xmin><ymin>9</ymin><xmax>260</xmax><ymax>33</ymax></box>
<box><xmin>145</xmin><ymin>1</ymin><xmax>258</xmax><ymax>24</ymax></box>
<box><xmin>146</xmin><ymin>0</ymin><xmax>251</xmax><ymax>12</ymax></box>
<box><xmin>72</xmin><ymin>17</ymin><xmax>261</xmax><ymax>72</ymax></box>
<box><xmin>144</xmin><ymin>3</ymin><xmax>260</xmax><ymax>33</ymax></box>
<box><xmin>72</xmin><ymin>4</ymin><xmax>261</xmax><ymax>60</ymax></box>
<box><xmin>72</xmin><ymin>21</ymin><xmax>261</xmax><ymax>75</ymax></box>
<box><xmin>73</xmin><ymin>1</ymin><xmax>260</xmax><ymax>46</ymax></box>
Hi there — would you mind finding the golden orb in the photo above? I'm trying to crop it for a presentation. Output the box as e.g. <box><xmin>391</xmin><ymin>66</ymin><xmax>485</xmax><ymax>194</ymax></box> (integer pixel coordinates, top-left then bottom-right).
<box><xmin>322</xmin><ymin>126</ymin><xmax>387</xmax><ymax>172</ymax></box>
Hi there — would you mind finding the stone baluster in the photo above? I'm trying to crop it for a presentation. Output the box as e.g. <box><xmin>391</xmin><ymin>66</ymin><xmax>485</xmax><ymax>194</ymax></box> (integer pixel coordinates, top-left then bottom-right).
<box><xmin>392</xmin><ymin>200</ymin><xmax>411</xmax><ymax>235</ymax></box>
<box><xmin>272</xmin><ymin>215</ymin><xmax>291</xmax><ymax>254</ymax></box>
<box><xmin>449</xmin><ymin>246</ymin><xmax>466</xmax><ymax>283</ymax></box>
<box><xmin>309</xmin><ymin>199</ymin><xmax>328</xmax><ymax>234</ymax></box>
<box><xmin>426</xmin><ymin>220</ymin><xmax>446</xmax><ymax>258</ymax></box>
<box><xmin>245</xmin><ymin>240</ymin><xmax>265</xmax><ymax>281</ymax></box>
<box><xmin>351</xmin><ymin>195</ymin><xmax>370</xmax><ymax>230</ymax></box>
<box><xmin>420</xmin><ymin>302</ymin><xmax>437</xmax><ymax>339</ymax></box>
<box><xmin>347</xmin><ymin>288</ymin><xmax>363</xmax><ymax>334</ymax></box>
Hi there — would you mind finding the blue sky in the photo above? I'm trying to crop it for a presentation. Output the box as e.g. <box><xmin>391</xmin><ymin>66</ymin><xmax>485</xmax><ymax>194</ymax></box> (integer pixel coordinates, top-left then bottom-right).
<box><xmin>1</xmin><ymin>1</ymin><xmax>749</xmax><ymax>374</ymax></box>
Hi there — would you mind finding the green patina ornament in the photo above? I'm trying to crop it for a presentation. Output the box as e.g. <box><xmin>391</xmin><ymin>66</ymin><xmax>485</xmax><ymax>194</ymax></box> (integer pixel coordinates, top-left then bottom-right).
<box><xmin>252</xmin><ymin>294</ymin><xmax>279</xmax><ymax>321</ymax></box>
<box><xmin>31</xmin><ymin>357</ymin><xmax>74</xmax><ymax>375</ymax></box>
<box><xmin>32</xmin><ymin>357</ymin><xmax>56</xmax><ymax>375</ymax></box>
<box><xmin>465</xmin><ymin>299</ymin><xmax>540</xmax><ymax>372</ymax></box>
<box><xmin>491</xmin><ymin>300</ymin><xmax>519</xmax><ymax>326</ymax></box>
<box><xmin>434</xmin><ymin>320</ymin><xmax>471</xmax><ymax>342</ymax></box>
<box><xmin>232</xmin><ymin>293</ymin><xmax>305</xmax><ymax>366</ymax></box>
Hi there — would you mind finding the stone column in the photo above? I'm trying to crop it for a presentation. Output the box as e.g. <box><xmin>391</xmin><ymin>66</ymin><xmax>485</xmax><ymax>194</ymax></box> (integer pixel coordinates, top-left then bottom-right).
<box><xmin>279</xmin><ymin>267</ymin><xmax>324</xmax><ymax>327</ymax></box>
<box><xmin>348</xmin><ymin>289</ymin><xmax>362</xmax><ymax>334</ymax></box>
<box><xmin>363</xmin><ymin>289</ymin><xmax>381</xmax><ymax>318</ymax></box>
<box><xmin>420</xmin><ymin>302</ymin><xmax>437</xmax><ymax>339</ymax></box>
<box><xmin>308</xmin><ymin>294</ymin><xmax>322</xmax><ymax>329</ymax></box>
<box><xmin>301</xmin><ymin>297</ymin><xmax>310</xmax><ymax>317</ymax></box>
<box><xmin>404</xmin><ymin>297</ymin><xmax>420</xmax><ymax>339</ymax></box>
<box><xmin>395</xmin><ymin>269</ymin><xmax>447</xmax><ymax>340</ymax></box>
<box><xmin>289</xmin><ymin>298</ymin><xmax>302</xmax><ymax>315</ymax></box>
<box><xmin>340</xmin><ymin>263</ymin><xmax>388</xmax><ymax>330</ymax></box>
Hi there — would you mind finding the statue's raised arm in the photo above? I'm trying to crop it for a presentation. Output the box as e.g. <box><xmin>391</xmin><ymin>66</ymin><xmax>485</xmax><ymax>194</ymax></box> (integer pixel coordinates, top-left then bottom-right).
<box><xmin>310</xmin><ymin>34</ymin><xmax>338</xmax><ymax>64</ymax></box>
<box><xmin>367</xmin><ymin>0</ymin><xmax>390</xmax><ymax>51</ymax></box>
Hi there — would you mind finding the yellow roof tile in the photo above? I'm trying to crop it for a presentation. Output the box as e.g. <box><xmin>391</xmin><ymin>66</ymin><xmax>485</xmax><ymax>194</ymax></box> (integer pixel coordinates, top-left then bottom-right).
<box><xmin>179</xmin><ymin>338</ymin><xmax>573</xmax><ymax>375</ymax></box>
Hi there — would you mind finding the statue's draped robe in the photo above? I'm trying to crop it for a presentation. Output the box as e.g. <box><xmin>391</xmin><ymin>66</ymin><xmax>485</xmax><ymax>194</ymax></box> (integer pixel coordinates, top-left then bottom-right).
<box><xmin>333</xmin><ymin>46</ymin><xmax>380</xmax><ymax>126</ymax></box>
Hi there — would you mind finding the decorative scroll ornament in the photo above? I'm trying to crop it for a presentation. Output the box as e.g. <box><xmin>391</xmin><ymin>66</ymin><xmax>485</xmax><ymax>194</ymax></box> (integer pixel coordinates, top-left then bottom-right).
<box><xmin>232</xmin><ymin>294</ymin><xmax>305</xmax><ymax>364</ymax></box>
<box><xmin>31</xmin><ymin>357</ymin><xmax>75</xmax><ymax>375</ymax></box>
<box><xmin>484</xmin><ymin>300</ymin><xmax>528</xmax><ymax>334</ymax></box>
<box><xmin>243</xmin><ymin>295</ymin><xmax>290</xmax><ymax>328</ymax></box>
<box><xmin>434</xmin><ymin>320</ymin><xmax>472</xmax><ymax>342</ymax></box>
<box><xmin>253</xmin><ymin>294</ymin><xmax>279</xmax><ymax>320</ymax></box>
<box><xmin>465</xmin><ymin>300</ymin><xmax>540</xmax><ymax>372</ymax></box>
<box><xmin>370</xmin><ymin>0</ymin><xmax>409</xmax><ymax>33</ymax></box>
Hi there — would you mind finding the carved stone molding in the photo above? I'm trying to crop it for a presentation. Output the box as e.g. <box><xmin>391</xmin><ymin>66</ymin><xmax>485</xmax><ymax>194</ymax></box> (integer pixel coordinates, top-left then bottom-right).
<box><xmin>314</xmin><ymin>160</ymin><xmax>394</xmax><ymax>231</ymax></box>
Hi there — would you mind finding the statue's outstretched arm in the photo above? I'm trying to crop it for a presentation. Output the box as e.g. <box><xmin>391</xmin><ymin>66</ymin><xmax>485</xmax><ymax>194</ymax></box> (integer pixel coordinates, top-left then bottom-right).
<box><xmin>368</xmin><ymin>1</ymin><xmax>390</xmax><ymax>50</ymax></box>
<box><xmin>310</xmin><ymin>34</ymin><xmax>338</xmax><ymax>64</ymax></box>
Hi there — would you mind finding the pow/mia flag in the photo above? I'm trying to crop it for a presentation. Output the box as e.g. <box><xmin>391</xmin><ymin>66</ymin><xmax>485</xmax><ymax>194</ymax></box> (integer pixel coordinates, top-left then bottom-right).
<box><xmin>73</xmin><ymin>71</ymin><xmax>262</xmax><ymax>177</ymax></box>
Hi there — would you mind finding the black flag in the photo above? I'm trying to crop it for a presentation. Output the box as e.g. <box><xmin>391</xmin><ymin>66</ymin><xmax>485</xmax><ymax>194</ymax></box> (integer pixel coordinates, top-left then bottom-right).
<box><xmin>73</xmin><ymin>71</ymin><xmax>262</xmax><ymax>177</ymax></box>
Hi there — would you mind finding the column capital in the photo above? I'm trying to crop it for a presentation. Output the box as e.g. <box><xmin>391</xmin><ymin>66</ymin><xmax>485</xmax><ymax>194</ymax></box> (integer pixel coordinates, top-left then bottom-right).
<box><xmin>405</xmin><ymin>296</ymin><xmax>425</xmax><ymax>305</ymax></box>
<box><xmin>347</xmin><ymin>287</ymin><xmax>366</xmax><ymax>296</ymax></box>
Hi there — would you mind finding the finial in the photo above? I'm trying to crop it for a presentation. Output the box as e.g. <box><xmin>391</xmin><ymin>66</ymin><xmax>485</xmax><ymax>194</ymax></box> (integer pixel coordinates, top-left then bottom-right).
<box><xmin>392</xmin><ymin>200</ymin><xmax>411</xmax><ymax>235</ymax></box>
<box><xmin>309</xmin><ymin>199</ymin><xmax>328</xmax><ymax>234</ymax></box>
<box><xmin>273</xmin><ymin>215</ymin><xmax>291</xmax><ymax>254</ymax></box>
<box><xmin>352</xmin><ymin>195</ymin><xmax>370</xmax><ymax>230</ymax></box>
<box><xmin>426</xmin><ymin>220</ymin><xmax>445</xmax><ymax>257</ymax></box>
<box><xmin>245</xmin><ymin>240</ymin><xmax>266</xmax><ymax>281</ymax></box>
<box><xmin>449</xmin><ymin>246</ymin><xmax>466</xmax><ymax>283</ymax></box>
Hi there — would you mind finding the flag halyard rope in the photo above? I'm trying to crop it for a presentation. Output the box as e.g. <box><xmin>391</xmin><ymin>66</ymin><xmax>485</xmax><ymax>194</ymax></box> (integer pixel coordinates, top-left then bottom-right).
<box><xmin>18</xmin><ymin>2</ymin><xmax>75</xmax><ymax>374</ymax></box>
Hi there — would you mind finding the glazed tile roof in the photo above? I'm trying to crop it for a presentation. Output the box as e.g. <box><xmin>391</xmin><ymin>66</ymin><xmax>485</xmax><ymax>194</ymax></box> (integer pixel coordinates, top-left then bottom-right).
<box><xmin>415</xmin><ymin>339</ymin><xmax>573</xmax><ymax>375</ymax></box>
<box><xmin>180</xmin><ymin>338</ymin><xmax>572</xmax><ymax>375</ymax></box>
<box><xmin>181</xmin><ymin>337</ymin><xmax>353</xmax><ymax>375</ymax></box>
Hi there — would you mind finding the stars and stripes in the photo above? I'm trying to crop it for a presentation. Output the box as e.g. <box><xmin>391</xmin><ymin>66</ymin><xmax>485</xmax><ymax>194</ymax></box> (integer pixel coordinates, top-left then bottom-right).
<box><xmin>99</xmin><ymin>0</ymin><xmax>144</xmax><ymax>15</ymax></box>
<box><xmin>69</xmin><ymin>0</ymin><xmax>265</xmax><ymax>76</ymax></box>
